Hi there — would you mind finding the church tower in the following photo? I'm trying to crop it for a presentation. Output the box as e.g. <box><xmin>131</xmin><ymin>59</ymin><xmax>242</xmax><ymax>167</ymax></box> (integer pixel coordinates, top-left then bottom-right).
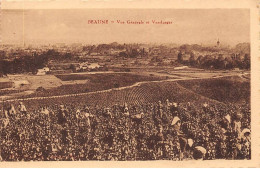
<box><xmin>217</xmin><ymin>39</ymin><xmax>220</xmax><ymax>47</ymax></box>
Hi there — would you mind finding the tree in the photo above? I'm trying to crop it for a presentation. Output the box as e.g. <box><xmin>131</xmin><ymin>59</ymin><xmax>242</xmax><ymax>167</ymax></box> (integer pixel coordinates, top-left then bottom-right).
<box><xmin>189</xmin><ymin>52</ymin><xmax>195</xmax><ymax>66</ymax></box>
<box><xmin>177</xmin><ymin>52</ymin><xmax>183</xmax><ymax>63</ymax></box>
<box><xmin>69</xmin><ymin>64</ymin><xmax>77</xmax><ymax>73</ymax></box>
<box><xmin>119</xmin><ymin>51</ymin><xmax>128</xmax><ymax>58</ymax></box>
<box><xmin>130</xmin><ymin>49</ymin><xmax>139</xmax><ymax>58</ymax></box>
<box><xmin>243</xmin><ymin>53</ymin><xmax>250</xmax><ymax>69</ymax></box>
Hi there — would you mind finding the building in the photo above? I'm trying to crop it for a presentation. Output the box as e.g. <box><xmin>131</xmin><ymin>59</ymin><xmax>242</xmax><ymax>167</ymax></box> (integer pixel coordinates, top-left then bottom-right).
<box><xmin>77</xmin><ymin>62</ymin><xmax>102</xmax><ymax>71</ymax></box>
<box><xmin>88</xmin><ymin>63</ymin><xmax>101</xmax><ymax>69</ymax></box>
<box><xmin>37</xmin><ymin>67</ymin><xmax>50</xmax><ymax>75</ymax></box>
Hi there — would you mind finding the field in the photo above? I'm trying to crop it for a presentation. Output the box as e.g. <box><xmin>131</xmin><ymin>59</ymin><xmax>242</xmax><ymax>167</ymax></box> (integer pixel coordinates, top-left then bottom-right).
<box><xmin>1</xmin><ymin>75</ymin><xmax>249</xmax><ymax>111</ymax></box>
<box><xmin>0</xmin><ymin>74</ymin><xmax>251</xmax><ymax>161</ymax></box>
<box><xmin>177</xmin><ymin>76</ymin><xmax>250</xmax><ymax>104</ymax></box>
<box><xmin>19</xmin><ymin>73</ymin><xmax>167</xmax><ymax>98</ymax></box>
<box><xmin>0</xmin><ymin>69</ymin><xmax>247</xmax><ymax>99</ymax></box>
<box><xmin>0</xmin><ymin>82</ymin><xmax>13</xmax><ymax>89</ymax></box>
<box><xmin>0</xmin><ymin>89</ymin><xmax>23</xmax><ymax>96</ymax></box>
<box><xmin>0</xmin><ymin>70</ymin><xmax>250</xmax><ymax>111</ymax></box>
<box><xmin>55</xmin><ymin>72</ymin><xmax>168</xmax><ymax>82</ymax></box>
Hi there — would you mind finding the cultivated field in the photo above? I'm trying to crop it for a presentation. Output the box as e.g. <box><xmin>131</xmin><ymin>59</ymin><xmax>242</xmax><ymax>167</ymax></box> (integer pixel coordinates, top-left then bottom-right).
<box><xmin>0</xmin><ymin>73</ymin><xmax>251</xmax><ymax>161</ymax></box>
<box><xmin>177</xmin><ymin>76</ymin><xmax>250</xmax><ymax>104</ymax></box>
<box><xmin>0</xmin><ymin>72</ymin><xmax>166</xmax><ymax>99</ymax></box>
<box><xmin>1</xmin><ymin>75</ymin><xmax>249</xmax><ymax>111</ymax></box>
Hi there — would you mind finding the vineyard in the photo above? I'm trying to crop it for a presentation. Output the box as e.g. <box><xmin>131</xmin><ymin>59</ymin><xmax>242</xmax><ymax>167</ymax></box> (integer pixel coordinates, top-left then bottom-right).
<box><xmin>177</xmin><ymin>76</ymin><xmax>250</xmax><ymax>103</ymax></box>
<box><xmin>2</xmin><ymin>80</ymin><xmax>222</xmax><ymax>111</ymax></box>
<box><xmin>18</xmin><ymin>73</ymin><xmax>167</xmax><ymax>98</ymax></box>
<box><xmin>55</xmin><ymin>73</ymin><xmax>166</xmax><ymax>82</ymax></box>
<box><xmin>0</xmin><ymin>89</ymin><xmax>23</xmax><ymax>96</ymax></box>
<box><xmin>0</xmin><ymin>76</ymin><xmax>249</xmax><ymax>111</ymax></box>
<box><xmin>0</xmin><ymin>82</ymin><xmax>13</xmax><ymax>90</ymax></box>
<box><xmin>0</xmin><ymin>76</ymin><xmax>251</xmax><ymax>161</ymax></box>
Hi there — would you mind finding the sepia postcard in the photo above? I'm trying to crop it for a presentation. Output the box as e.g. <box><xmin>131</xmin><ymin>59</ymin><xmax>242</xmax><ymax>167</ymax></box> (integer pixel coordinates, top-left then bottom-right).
<box><xmin>0</xmin><ymin>0</ymin><xmax>259</xmax><ymax>168</ymax></box>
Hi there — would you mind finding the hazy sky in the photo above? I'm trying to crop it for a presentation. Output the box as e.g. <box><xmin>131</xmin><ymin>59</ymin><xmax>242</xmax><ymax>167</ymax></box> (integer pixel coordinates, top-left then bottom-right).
<box><xmin>2</xmin><ymin>9</ymin><xmax>250</xmax><ymax>46</ymax></box>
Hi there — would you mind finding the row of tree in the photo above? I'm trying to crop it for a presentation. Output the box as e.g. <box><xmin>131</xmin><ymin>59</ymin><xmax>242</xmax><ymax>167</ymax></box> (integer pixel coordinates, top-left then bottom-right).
<box><xmin>0</xmin><ymin>50</ymin><xmax>73</xmax><ymax>76</ymax></box>
<box><xmin>177</xmin><ymin>52</ymin><xmax>250</xmax><ymax>70</ymax></box>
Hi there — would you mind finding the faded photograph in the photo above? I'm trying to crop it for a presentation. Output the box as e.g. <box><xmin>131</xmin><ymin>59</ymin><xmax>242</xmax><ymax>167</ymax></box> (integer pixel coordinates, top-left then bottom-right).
<box><xmin>0</xmin><ymin>9</ymin><xmax>250</xmax><ymax>161</ymax></box>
